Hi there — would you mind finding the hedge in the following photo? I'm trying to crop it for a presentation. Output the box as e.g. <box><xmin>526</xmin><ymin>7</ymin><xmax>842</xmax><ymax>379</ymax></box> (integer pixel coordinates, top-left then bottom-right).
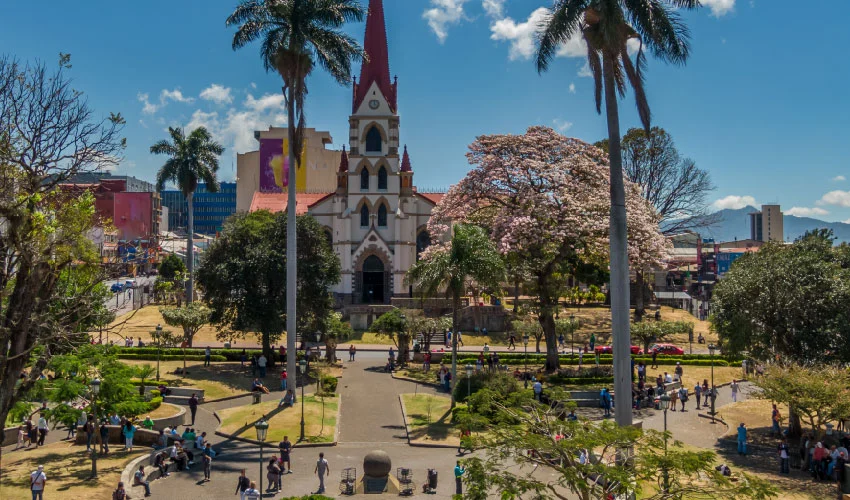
<box><xmin>114</xmin><ymin>347</ymin><xmax>303</xmax><ymax>362</ymax></box>
<box><xmin>451</xmin><ymin>352</ymin><xmax>740</xmax><ymax>362</ymax></box>
<box><xmin>455</xmin><ymin>357</ymin><xmax>729</xmax><ymax>367</ymax></box>
<box><xmin>117</xmin><ymin>354</ymin><xmax>227</xmax><ymax>362</ymax></box>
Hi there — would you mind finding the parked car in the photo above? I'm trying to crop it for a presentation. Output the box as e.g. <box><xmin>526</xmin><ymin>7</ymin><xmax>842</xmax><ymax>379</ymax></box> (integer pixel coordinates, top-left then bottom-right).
<box><xmin>110</xmin><ymin>283</ymin><xmax>124</xmax><ymax>293</ymax></box>
<box><xmin>125</xmin><ymin>279</ymin><xmax>137</xmax><ymax>289</ymax></box>
<box><xmin>648</xmin><ymin>343</ymin><xmax>685</xmax><ymax>355</ymax></box>
<box><xmin>595</xmin><ymin>345</ymin><xmax>643</xmax><ymax>355</ymax></box>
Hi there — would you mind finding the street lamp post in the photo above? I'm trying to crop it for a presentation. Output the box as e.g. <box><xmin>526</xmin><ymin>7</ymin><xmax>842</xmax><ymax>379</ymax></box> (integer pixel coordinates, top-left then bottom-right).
<box><xmin>569</xmin><ymin>314</ymin><xmax>576</xmax><ymax>360</ymax></box>
<box><xmin>298</xmin><ymin>358</ymin><xmax>307</xmax><ymax>441</ymax></box>
<box><xmin>254</xmin><ymin>418</ymin><xmax>269</xmax><ymax>494</ymax></box>
<box><xmin>659</xmin><ymin>393</ymin><xmax>671</xmax><ymax>494</ymax></box>
<box><xmin>315</xmin><ymin>332</ymin><xmax>322</xmax><ymax>392</ymax></box>
<box><xmin>522</xmin><ymin>334</ymin><xmax>530</xmax><ymax>389</ymax></box>
<box><xmin>465</xmin><ymin>364</ymin><xmax>473</xmax><ymax>404</ymax></box>
<box><xmin>708</xmin><ymin>344</ymin><xmax>717</xmax><ymax>423</ymax></box>
<box><xmin>89</xmin><ymin>378</ymin><xmax>101</xmax><ymax>480</ymax></box>
<box><xmin>155</xmin><ymin>324</ymin><xmax>162</xmax><ymax>381</ymax></box>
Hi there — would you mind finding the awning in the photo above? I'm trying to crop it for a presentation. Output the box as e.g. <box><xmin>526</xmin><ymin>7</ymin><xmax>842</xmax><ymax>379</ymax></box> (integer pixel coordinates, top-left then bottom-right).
<box><xmin>655</xmin><ymin>291</ymin><xmax>692</xmax><ymax>300</ymax></box>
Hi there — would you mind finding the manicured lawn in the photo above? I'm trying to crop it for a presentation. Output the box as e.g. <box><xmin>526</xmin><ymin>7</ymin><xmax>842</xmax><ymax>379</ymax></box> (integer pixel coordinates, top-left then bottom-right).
<box><xmin>400</xmin><ymin>393</ymin><xmax>458</xmax><ymax>445</ymax></box>
<box><xmin>717</xmin><ymin>398</ymin><xmax>789</xmax><ymax>446</ymax></box>
<box><xmin>217</xmin><ymin>395</ymin><xmax>338</xmax><ymax>444</ymax></box>
<box><xmin>147</xmin><ymin>402</ymin><xmax>182</xmax><ymax>420</ymax></box>
<box><xmin>122</xmin><ymin>360</ymin><xmax>254</xmax><ymax>400</ymax></box>
<box><xmin>644</xmin><ymin>365</ymin><xmax>745</xmax><ymax>389</ymax></box>
<box><xmin>0</xmin><ymin>441</ymin><xmax>145</xmax><ymax>500</ymax></box>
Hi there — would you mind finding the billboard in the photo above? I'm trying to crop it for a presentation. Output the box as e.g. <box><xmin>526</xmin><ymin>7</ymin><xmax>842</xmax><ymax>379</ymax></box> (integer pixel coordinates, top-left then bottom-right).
<box><xmin>259</xmin><ymin>138</ymin><xmax>307</xmax><ymax>193</ymax></box>
<box><xmin>716</xmin><ymin>252</ymin><xmax>745</xmax><ymax>277</ymax></box>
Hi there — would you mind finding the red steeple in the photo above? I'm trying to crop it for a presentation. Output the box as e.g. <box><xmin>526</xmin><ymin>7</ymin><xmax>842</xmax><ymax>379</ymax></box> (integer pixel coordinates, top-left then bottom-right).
<box><xmin>400</xmin><ymin>145</ymin><xmax>412</xmax><ymax>172</ymax></box>
<box><xmin>338</xmin><ymin>145</ymin><xmax>348</xmax><ymax>172</ymax></box>
<box><xmin>353</xmin><ymin>0</ymin><xmax>397</xmax><ymax>113</ymax></box>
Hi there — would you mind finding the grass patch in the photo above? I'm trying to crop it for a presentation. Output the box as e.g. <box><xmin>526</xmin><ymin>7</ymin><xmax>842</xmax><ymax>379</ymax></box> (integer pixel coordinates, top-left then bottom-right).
<box><xmin>0</xmin><ymin>441</ymin><xmax>144</xmax><ymax>500</ymax></box>
<box><xmin>716</xmin><ymin>398</ymin><xmax>790</xmax><ymax>447</ymax></box>
<box><xmin>644</xmin><ymin>365</ymin><xmax>744</xmax><ymax>389</ymax></box>
<box><xmin>400</xmin><ymin>393</ymin><xmax>458</xmax><ymax>445</ymax></box>
<box><xmin>121</xmin><ymin>360</ymin><xmax>253</xmax><ymax>400</ymax></box>
<box><xmin>146</xmin><ymin>402</ymin><xmax>182</xmax><ymax>420</ymax></box>
<box><xmin>217</xmin><ymin>395</ymin><xmax>338</xmax><ymax>444</ymax></box>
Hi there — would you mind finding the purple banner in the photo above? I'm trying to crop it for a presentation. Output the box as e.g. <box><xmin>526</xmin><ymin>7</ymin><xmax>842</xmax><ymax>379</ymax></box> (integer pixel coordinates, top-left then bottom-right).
<box><xmin>260</xmin><ymin>138</ymin><xmax>286</xmax><ymax>192</ymax></box>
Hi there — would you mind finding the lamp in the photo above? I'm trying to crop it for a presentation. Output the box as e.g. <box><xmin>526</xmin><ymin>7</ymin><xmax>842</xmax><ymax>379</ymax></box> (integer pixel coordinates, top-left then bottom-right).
<box><xmin>522</xmin><ymin>334</ymin><xmax>530</xmax><ymax>388</ymax></box>
<box><xmin>659</xmin><ymin>393</ymin><xmax>671</xmax><ymax>493</ymax></box>
<box><xmin>299</xmin><ymin>358</ymin><xmax>307</xmax><ymax>441</ymax></box>
<box><xmin>254</xmin><ymin>418</ymin><xmax>269</xmax><ymax>493</ymax></box>
<box><xmin>708</xmin><ymin>344</ymin><xmax>717</xmax><ymax>422</ymax></box>
<box><xmin>89</xmin><ymin>378</ymin><xmax>102</xmax><ymax>479</ymax></box>
<box><xmin>659</xmin><ymin>393</ymin><xmax>670</xmax><ymax>412</ymax></box>
<box><xmin>91</xmin><ymin>378</ymin><xmax>102</xmax><ymax>396</ymax></box>
<box><xmin>155</xmin><ymin>324</ymin><xmax>163</xmax><ymax>381</ymax></box>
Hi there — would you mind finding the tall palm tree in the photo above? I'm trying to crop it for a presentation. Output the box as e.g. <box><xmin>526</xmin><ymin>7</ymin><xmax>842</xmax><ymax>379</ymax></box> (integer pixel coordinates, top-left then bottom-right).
<box><xmin>536</xmin><ymin>0</ymin><xmax>698</xmax><ymax>427</ymax></box>
<box><xmin>226</xmin><ymin>0</ymin><xmax>366</xmax><ymax>379</ymax></box>
<box><xmin>151</xmin><ymin>126</ymin><xmax>224</xmax><ymax>304</ymax></box>
<box><xmin>406</xmin><ymin>224</ymin><xmax>505</xmax><ymax>406</ymax></box>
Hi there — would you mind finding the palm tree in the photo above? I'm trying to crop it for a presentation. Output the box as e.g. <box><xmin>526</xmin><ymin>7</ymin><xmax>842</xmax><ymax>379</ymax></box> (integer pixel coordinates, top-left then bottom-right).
<box><xmin>406</xmin><ymin>225</ymin><xmax>505</xmax><ymax>406</ymax></box>
<box><xmin>151</xmin><ymin>127</ymin><xmax>224</xmax><ymax>304</ymax></box>
<box><xmin>537</xmin><ymin>0</ymin><xmax>698</xmax><ymax>427</ymax></box>
<box><xmin>226</xmin><ymin>0</ymin><xmax>365</xmax><ymax>380</ymax></box>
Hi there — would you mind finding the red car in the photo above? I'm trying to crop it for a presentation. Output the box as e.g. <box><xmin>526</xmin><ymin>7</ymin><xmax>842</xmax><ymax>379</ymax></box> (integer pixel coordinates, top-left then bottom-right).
<box><xmin>595</xmin><ymin>345</ymin><xmax>643</xmax><ymax>355</ymax></box>
<box><xmin>648</xmin><ymin>343</ymin><xmax>685</xmax><ymax>355</ymax></box>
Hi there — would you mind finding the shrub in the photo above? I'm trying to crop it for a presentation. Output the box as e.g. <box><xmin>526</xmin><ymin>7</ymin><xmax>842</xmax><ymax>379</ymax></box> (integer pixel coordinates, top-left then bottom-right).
<box><xmin>114</xmin><ymin>400</ymin><xmax>152</xmax><ymax>418</ymax></box>
<box><xmin>150</xmin><ymin>389</ymin><xmax>161</xmax><ymax>398</ymax></box>
<box><xmin>148</xmin><ymin>397</ymin><xmax>163</xmax><ymax>410</ymax></box>
<box><xmin>320</xmin><ymin>375</ymin><xmax>338</xmax><ymax>394</ymax></box>
<box><xmin>116</xmin><ymin>354</ymin><xmax>227</xmax><ymax>362</ymax></box>
<box><xmin>453</xmin><ymin>371</ymin><xmax>520</xmax><ymax>402</ymax></box>
<box><xmin>8</xmin><ymin>401</ymin><xmax>33</xmax><ymax>424</ymax></box>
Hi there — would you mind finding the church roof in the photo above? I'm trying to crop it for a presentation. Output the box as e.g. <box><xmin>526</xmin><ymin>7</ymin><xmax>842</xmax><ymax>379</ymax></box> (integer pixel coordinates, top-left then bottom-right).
<box><xmin>353</xmin><ymin>0</ymin><xmax>397</xmax><ymax>113</ymax></box>
<box><xmin>339</xmin><ymin>145</ymin><xmax>349</xmax><ymax>173</ymax></box>
<box><xmin>400</xmin><ymin>145</ymin><xmax>412</xmax><ymax>172</ymax></box>
<box><xmin>249</xmin><ymin>192</ymin><xmax>332</xmax><ymax>214</ymax></box>
<box><xmin>416</xmin><ymin>192</ymin><xmax>445</xmax><ymax>205</ymax></box>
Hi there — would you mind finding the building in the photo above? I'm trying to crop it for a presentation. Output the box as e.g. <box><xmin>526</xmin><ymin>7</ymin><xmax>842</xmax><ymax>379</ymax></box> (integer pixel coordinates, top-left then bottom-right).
<box><xmin>161</xmin><ymin>182</ymin><xmax>237</xmax><ymax>235</ymax></box>
<box><xmin>243</xmin><ymin>0</ymin><xmax>444</xmax><ymax>327</ymax></box>
<box><xmin>236</xmin><ymin>128</ymin><xmax>341</xmax><ymax>212</ymax></box>
<box><xmin>749</xmin><ymin>204</ymin><xmax>784</xmax><ymax>242</ymax></box>
<box><xmin>66</xmin><ymin>172</ymin><xmax>156</xmax><ymax>193</ymax></box>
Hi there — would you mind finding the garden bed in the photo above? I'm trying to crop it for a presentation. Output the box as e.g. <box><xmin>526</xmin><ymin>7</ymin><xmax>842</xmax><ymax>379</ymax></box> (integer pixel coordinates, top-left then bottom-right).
<box><xmin>400</xmin><ymin>393</ymin><xmax>458</xmax><ymax>446</ymax></box>
<box><xmin>217</xmin><ymin>395</ymin><xmax>339</xmax><ymax>444</ymax></box>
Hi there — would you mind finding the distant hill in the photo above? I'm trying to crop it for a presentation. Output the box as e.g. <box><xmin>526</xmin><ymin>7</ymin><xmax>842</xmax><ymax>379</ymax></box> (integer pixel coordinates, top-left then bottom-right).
<box><xmin>703</xmin><ymin>206</ymin><xmax>850</xmax><ymax>243</ymax></box>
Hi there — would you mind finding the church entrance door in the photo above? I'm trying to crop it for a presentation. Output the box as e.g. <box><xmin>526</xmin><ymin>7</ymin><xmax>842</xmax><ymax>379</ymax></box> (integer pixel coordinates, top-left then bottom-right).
<box><xmin>362</xmin><ymin>255</ymin><xmax>385</xmax><ymax>304</ymax></box>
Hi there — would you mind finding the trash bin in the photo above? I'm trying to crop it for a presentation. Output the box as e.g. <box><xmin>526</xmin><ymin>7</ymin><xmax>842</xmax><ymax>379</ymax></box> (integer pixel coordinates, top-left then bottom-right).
<box><xmin>252</xmin><ymin>392</ymin><xmax>262</xmax><ymax>404</ymax></box>
<box><xmin>224</xmin><ymin>342</ymin><xmax>231</xmax><ymax>349</ymax></box>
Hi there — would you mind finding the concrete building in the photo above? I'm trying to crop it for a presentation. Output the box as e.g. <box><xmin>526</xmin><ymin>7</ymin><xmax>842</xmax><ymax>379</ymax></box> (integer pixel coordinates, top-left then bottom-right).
<box><xmin>161</xmin><ymin>182</ymin><xmax>237</xmax><ymax>235</ymax></box>
<box><xmin>749</xmin><ymin>204</ymin><xmax>784</xmax><ymax>242</ymax></box>
<box><xmin>244</xmin><ymin>0</ymin><xmax>444</xmax><ymax>327</ymax></box>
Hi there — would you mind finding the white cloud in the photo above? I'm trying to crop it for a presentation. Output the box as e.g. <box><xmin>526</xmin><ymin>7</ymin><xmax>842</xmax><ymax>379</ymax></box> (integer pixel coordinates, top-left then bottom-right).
<box><xmin>137</xmin><ymin>92</ymin><xmax>159</xmax><ymax>114</ymax></box>
<box><xmin>832</xmin><ymin>175</ymin><xmax>846</xmax><ymax>182</ymax></box>
<box><xmin>160</xmin><ymin>88</ymin><xmax>194</xmax><ymax>104</ymax></box>
<box><xmin>423</xmin><ymin>0</ymin><xmax>469</xmax><ymax>43</ymax></box>
<box><xmin>818</xmin><ymin>190</ymin><xmax>850</xmax><ymax>208</ymax></box>
<box><xmin>701</xmin><ymin>0</ymin><xmax>736</xmax><ymax>17</ymax></box>
<box><xmin>482</xmin><ymin>0</ymin><xmax>504</xmax><ymax>18</ymax></box>
<box><xmin>569</xmin><ymin>83</ymin><xmax>576</xmax><ymax>94</ymax></box>
<box><xmin>578</xmin><ymin>61</ymin><xmax>592</xmax><ymax>78</ymax></box>
<box><xmin>200</xmin><ymin>84</ymin><xmax>233</xmax><ymax>105</ymax></box>
<box><xmin>187</xmin><ymin>92</ymin><xmax>287</xmax><ymax>155</ymax></box>
<box><xmin>490</xmin><ymin>7</ymin><xmax>551</xmax><ymax>61</ymax></box>
<box><xmin>552</xmin><ymin>118</ymin><xmax>573</xmax><ymax>132</ymax></box>
<box><xmin>138</xmin><ymin>88</ymin><xmax>195</xmax><ymax>114</ymax></box>
<box><xmin>785</xmin><ymin>207</ymin><xmax>829</xmax><ymax>217</ymax></box>
<box><xmin>138</xmin><ymin>119</ymin><xmax>148</xmax><ymax>129</ymax></box>
<box><xmin>250</xmin><ymin>82</ymin><xmax>257</xmax><ymax>89</ymax></box>
<box><xmin>712</xmin><ymin>195</ymin><xmax>757</xmax><ymax>210</ymax></box>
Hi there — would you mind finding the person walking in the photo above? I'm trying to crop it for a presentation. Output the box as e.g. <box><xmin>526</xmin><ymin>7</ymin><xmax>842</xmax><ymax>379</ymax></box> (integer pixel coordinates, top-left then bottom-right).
<box><xmin>134</xmin><ymin>465</ymin><xmax>152</xmax><ymax>497</ymax></box>
<box><xmin>258</xmin><ymin>354</ymin><xmax>267</xmax><ymax>378</ymax></box>
<box><xmin>279</xmin><ymin>368</ymin><xmax>288</xmax><ymax>392</ymax></box>
<box><xmin>674</xmin><ymin>362</ymin><xmax>683</xmax><ymax>381</ymax></box>
<box><xmin>771</xmin><ymin>404</ymin><xmax>781</xmax><ymax>436</ymax></box>
<box><xmin>651</xmin><ymin>349</ymin><xmax>658</xmax><ymax>369</ymax></box>
<box><xmin>188</xmin><ymin>393</ymin><xmax>199</xmax><ymax>425</ymax></box>
<box><xmin>235</xmin><ymin>470</ymin><xmax>251</xmax><ymax>500</ymax></box>
<box><xmin>737</xmin><ymin>423</ymin><xmax>748</xmax><ymax>456</ymax></box>
<box><xmin>122</xmin><ymin>421</ymin><xmax>136</xmax><ymax>452</ymax></box>
<box><xmin>349</xmin><ymin>344</ymin><xmax>356</xmax><ymax>362</ymax></box>
<box><xmin>677</xmin><ymin>386</ymin><xmax>688</xmax><ymax>411</ymax></box>
<box><xmin>37</xmin><ymin>413</ymin><xmax>49</xmax><ymax>446</ymax></box>
<box><xmin>112</xmin><ymin>481</ymin><xmax>128</xmax><ymax>500</ymax></box>
<box><xmin>702</xmin><ymin>380</ymin><xmax>710</xmax><ymax>407</ymax></box>
<box><xmin>100</xmin><ymin>420</ymin><xmax>110</xmax><ymax>453</ymax></box>
<box><xmin>778</xmin><ymin>439</ymin><xmax>790</xmax><ymax>474</ymax></box>
<box><xmin>314</xmin><ymin>452</ymin><xmax>329</xmax><ymax>494</ymax></box>
<box><xmin>457</xmin><ymin>331</ymin><xmax>464</xmax><ymax>347</ymax></box>
<box><xmin>533</xmin><ymin>379</ymin><xmax>543</xmax><ymax>401</ymax></box>
<box><xmin>203</xmin><ymin>444</ymin><xmax>213</xmax><ymax>482</ymax></box>
<box><xmin>84</xmin><ymin>416</ymin><xmax>95</xmax><ymax>452</ymax></box>
<box><xmin>454</xmin><ymin>460</ymin><xmax>465</xmax><ymax>495</ymax></box>
<box><xmin>279</xmin><ymin>436</ymin><xmax>292</xmax><ymax>473</ymax></box>
<box><xmin>670</xmin><ymin>387</ymin><xmax>678</xmax><ymax>412</ymax></box>
<box><xmin>693</xmin><ymin>383</ymin><xmax>702</xmax><ymax>411</ymax></box>
<box><xmin>266</xmin><ymin>457</ymin><xmax>281</xmax><ymax>492</ymax></box>
<box><xmin>730</xmin><ymin>379</ymin><xmax>739</xmax><ymax>403</ymax></box>
<box><xmin>30</xmin><ymin>464</ymin><xmax>47</xmax><ymax>500</ymax></box>
<box><xmin>204</xmin><ymin>346</ymin><xmax>212</xmax><ymax>367</ymax></box>
<box><xmin>243</xmin><ymin>481</ymin><xmax>261</xmax><ymax>500</ymax></box>
<box><xmin>508</xmin><ymin>334</ymin><xmax>516</xmax><ymax>350</ymax></box>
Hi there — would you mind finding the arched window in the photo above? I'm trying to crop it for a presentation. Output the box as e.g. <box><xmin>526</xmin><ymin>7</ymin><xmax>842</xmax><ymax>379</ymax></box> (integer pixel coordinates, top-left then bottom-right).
<box><xmin>377</xmin><ymin>166</ymin><xmax>388</xmax><ymax>190</ymax></box>
<box><xmin>360</xmin><ymin>167</ymin><xmax>369</xmax><ymax>191</ymax></box>
<box><xmin>377</xmin><ymin>203</ymin><xmax>388</xmax><ymax>227</ymax></box>
<box><xmin>365</xmin><ymin>126</ymin><xmax>382</xmax><ymax>153</ymax></box>
<box><xmin>416</xmin><ymin>230</ymin><xmax>430</xmax><ymax>260</ymax></box>
<box><xmin>360</xmin><ymin>205</ymin><xmax>369</xmax><ymax>227</ymax></box>
<box><xmin>324</xmin><ymin>229</ymin><xmax>333</xmax><ymax>248</ymax></box>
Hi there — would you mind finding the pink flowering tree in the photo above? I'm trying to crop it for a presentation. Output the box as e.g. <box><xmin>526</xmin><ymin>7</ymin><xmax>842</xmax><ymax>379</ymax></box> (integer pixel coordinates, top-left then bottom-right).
<box><xmin>429</xmin><ymin>127</ymin><xmax>667</xmax><ymax>371</ymax></box>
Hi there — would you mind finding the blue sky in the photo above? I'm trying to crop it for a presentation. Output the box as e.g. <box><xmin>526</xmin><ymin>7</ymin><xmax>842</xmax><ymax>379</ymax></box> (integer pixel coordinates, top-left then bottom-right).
<box><xmin>3</xmin><ymin>0</ymin><xmax>849</xmax><ymax>221</ymax></box>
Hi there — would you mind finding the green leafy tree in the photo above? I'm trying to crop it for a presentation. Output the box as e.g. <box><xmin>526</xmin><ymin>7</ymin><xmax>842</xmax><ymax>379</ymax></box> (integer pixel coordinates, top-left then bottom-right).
<box><xmin>322</xmin><ymin>312</ymin><xmax>352</xmax><ymax>363</ymax></box>
<box><xmin>135</xmin><ymin>364</ymin><xmax>156</xmax><ymax>396</ymax></box>
<box><xmin>406</xmin><ymin>224</ymin><xmax>505</xmax><ymax>405</ymax></box>
<box><xmin>462</xmin><ymin>400</ymin><xmax>776</xmax><ymax>500</ymax></box>
<box><xmin>160</xmin><ymin>303</ymin><xmax>211</xmax><ymax>348</ymax></box>
<box><xmin>512</xmin><ymin>318</ymin><xmax>544</xmax><ymax>354</ymax></box>
<box><xmin>149</xmin><ymin>327</ymin><xmax>180</xmax><ymax>381</ymax></box>
<box><xmin>151</xmin><ymin>126</ymin><xmax>224</xmax><ymax>304</ymax></box>
<box><xmin>630</xmin><ymin>320</ymin><xmax>691</xmax><ymax>355</ymax></box>
<box><xmin>158</xmin><ymin>253</ymin><xmax>186</xmax><ymax>281</ymax></box>
<box><xmin>197</xmin><ymin>211</ymin><xmax>340</xmax><ymax>359</ymax></box>
<box><xmin>0</xmin><ymin>54</ymin><xmax>125</xmax><ymax>458</ymax></box>
<box><xmin>537</xmin><ymin>0</ymin><xmax>699</xmax><ymax>427</ymax></box>
<box><xmin>227</xmin><ymin>0</ymin><xmax>366</xmax><ymax>381</ymax></box>
<box><xmin>371</xmin><ymin>309</ymin><xmax>428</xmax><ymax>365</ymax></box>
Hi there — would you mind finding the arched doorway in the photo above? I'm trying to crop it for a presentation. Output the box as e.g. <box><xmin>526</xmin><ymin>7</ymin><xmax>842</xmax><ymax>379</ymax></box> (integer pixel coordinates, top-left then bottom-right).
<box><xmin>362</xmin><ymin>255</ymin><xmax>385</xmax><ymax>304</ymax></box>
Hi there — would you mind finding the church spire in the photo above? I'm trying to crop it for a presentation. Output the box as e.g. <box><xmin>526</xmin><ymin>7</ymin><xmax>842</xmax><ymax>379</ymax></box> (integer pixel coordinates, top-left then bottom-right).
<box><xmin>353</xmin><ymin>0</ymin><xmax>397</xmax><ymax>113</ymax></box>
<box><xmin>400</xmin><ymin>145</ymin><xmax>412</xmax><ymax>172</ymax></box>
<box><xmin>338</xmin><ymin>145</ymin><xmax>348</xmax><ymax>173</ymax></box>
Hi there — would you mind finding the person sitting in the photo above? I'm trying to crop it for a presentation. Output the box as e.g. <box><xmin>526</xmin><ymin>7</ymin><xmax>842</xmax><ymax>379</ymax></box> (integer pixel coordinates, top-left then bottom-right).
<box><xmin>196</xmin><ymin>431</ymin><xmax>207</xmax><ymax>450</ymax></box>
<box><xmin>157</xmin><ymin>384</ymin><xmax>171</xmax><ymax>397</ymax></box>
<box><xmin>278</xmin><ymin>389</ymin><xmax>296</xmax><ymax>408</ymax></box>
<box><xmin>697</xmin><ymin>333</ymin><xmax>705</xmax><ymax>344</ymax></box>
<box><xmin>251</xmin><ymin>378</ymin><xmax>270</xmax><ymax>394</ymax></box>
<box><xmin>153</xmin><ymin>451</ymin><xmax>170</xmax><ymax>478</ymax></box>
<box><xmin>142</xmin><ymin>416</ymin><xmax>155</xmax><ymax>430</ymax></box>
<box><xmin>168</xmin><ymin>427</ymin><xmax>183</xmax><ymax>443</ymax></box>
<box><xmin>133</xmin><ymin>465</ymin><xmax>152</xmax><ymax>497</ymax></box>
<box><xmin>664</xmin><ymin>372</ymin><xmax>673</xmax><ymax>384</ymax></box>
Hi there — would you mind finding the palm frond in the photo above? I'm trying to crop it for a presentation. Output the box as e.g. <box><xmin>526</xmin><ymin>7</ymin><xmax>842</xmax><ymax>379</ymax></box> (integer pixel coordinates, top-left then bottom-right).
<box><xmin>621</xmin><ymin>43</ymin><xmax>651</xmax><ymax>131</ymax></box>
<box><xmin>585</xmin><ymin>32</ymin><xmax>604</xmax><ymax>114</ymax></box>
<box><xmin>536</xmin><ymin>0</ymin><xmax>589</xmax><ymax>73</ymax></box>
<box><xmin>149</xmin><ymin>139</ymin><xmax>176</xmax><ymax>156</ymax></box>
<box><xmin>155</xmin><ymin>158</ymin><xmax>178</xmax><ymax>192</ymax></box>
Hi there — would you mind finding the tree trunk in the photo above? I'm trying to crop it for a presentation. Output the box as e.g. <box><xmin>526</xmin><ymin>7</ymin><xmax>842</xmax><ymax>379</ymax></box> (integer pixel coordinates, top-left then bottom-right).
<box><xmin>186</xmin><ymin>191</ymin><xmax>194</xmax><ymax>303</ymax></box>
<box><xmin>603</xmin><ymin>52</ymin><xmax>633</xmax><ymax>428</ymax></box>
<box><xmin>262</xmin><ymin>331</ymin><xmax>272</xmax><ymax>364</ymax></box>
<box><xmin>634</xmin><ymin>271</ymin><xmax>645</xmax><ymax>321</ymax></box>
<box><xmin>325</xmin><ymin>338</ymin><xmax>337</xmax><ymax>363</ymax></box>
<box><xmin>285</xmin><ymin>85</ymin><xmax>298</xmax><ymax>391</ymax></box>
<box><xmin>788</xmin><ymin>406</ymin><xmax>802</xmax><ymax>440</ymax></box>
<box><xmin>397</xmin><ymin>333</ymin><xmax>410</xmax><ymax>366</ymax></box>
<box><xmin>513</xmin><ymin>278</ymin><xmax>520</xmax><ymax>312</ymax></box>
<box><xmin>538</xmin><ymin>275</ymin><xmax>560</xmax><ymax>372</ymax></box>
<box><xmin>451</xmin><ymin>293</ymin><xmax>460</xmax><ymax>407</ymax></box>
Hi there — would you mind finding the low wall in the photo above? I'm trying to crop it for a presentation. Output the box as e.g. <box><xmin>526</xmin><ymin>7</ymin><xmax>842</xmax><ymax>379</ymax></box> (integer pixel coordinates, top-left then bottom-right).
<box><xmin>150</xmin><ymin>405</ymin><xmax>186</xmax><ymax>430</ymax></box>
<box><xmin>3</xmin><ymin>426</ymin><xmax>19</xmax><ymax>446</ymax></box>
<box><xmin>74</xmin><ymin>426</ymin><xmax>162</xmax><ymax>447</ymax></box>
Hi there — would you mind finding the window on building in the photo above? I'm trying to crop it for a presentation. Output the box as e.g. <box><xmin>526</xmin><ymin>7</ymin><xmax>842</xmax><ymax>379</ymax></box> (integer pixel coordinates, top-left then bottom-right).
<box><xmin>378</xmin><ymin>166</ymin><xmax>388</xmax><ymax>190</ymax></box>
<box><xmin>365</xmin><ymin>126</ymin><xmax>382</xmax><ymax>153</ymax></box>
<box><xmin>377</xmin><ymin>203</ymin><xmax>388</xmax><ymax>227</ymax></box>
<box><xmin>360</xmin><ymin>168</ymin><xmax>369</xmax><ymax>191</ymax></box>
<box><xmin>360</xmin><ymin>205</ymin><xmax>369</xmax><ymax>227</ymax></box>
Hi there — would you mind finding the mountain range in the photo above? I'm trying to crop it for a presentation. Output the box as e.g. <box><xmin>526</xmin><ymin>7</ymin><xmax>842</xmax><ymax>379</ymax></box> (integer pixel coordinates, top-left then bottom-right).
<box><xmin>703</xmin><ymin>206</ymin><xmax>850</xmax><ymax>243</ymax></box>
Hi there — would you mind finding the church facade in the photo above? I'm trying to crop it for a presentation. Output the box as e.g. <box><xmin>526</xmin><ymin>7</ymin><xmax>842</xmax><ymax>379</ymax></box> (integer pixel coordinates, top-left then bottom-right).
<box><xmin>248</xmin><ymin>0</ymin><xmax>442</xmax><ymax>314</ymax></box>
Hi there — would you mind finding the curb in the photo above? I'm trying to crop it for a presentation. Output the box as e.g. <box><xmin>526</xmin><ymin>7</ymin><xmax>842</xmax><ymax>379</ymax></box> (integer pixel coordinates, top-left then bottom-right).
<box><xmin>391</xmin><ymin>371</ymin><xmax>442</xmax><ymax>389</ymax></box>
<box><xmin>202</xmin><ymin>393</ymin><xmax>253</xmax><ymax>405</ymax></box>
<box><xmin>398</xmin><ymin>394</ymin><xmax>459</xmax><ymax>449</ymax></box>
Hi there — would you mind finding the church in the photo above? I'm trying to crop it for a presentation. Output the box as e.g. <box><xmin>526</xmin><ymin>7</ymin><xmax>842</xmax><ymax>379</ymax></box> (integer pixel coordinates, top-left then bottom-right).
<box><xmin>238</xmin><ymin>0</ymin><xmax>443</xmax><ymax>326</ymax></box>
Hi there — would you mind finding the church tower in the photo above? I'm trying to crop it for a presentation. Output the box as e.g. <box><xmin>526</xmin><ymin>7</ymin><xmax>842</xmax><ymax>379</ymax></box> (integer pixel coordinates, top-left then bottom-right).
<box><xmin>333</xmin><ymin>0</ymin><xmax>415</xmax><ymax>307</ymax></box>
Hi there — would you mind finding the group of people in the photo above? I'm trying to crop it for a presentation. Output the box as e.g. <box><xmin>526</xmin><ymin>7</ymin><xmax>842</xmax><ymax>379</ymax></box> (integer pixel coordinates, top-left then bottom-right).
<box><xmin>14</xmin><ymin>411</ymin><xmax>50</xmax><ymax>449</ymax></box>
<box><xmin>474</xmin><ymin>346</ymin><xmax>501</xmax><ymax>372</ymax></box>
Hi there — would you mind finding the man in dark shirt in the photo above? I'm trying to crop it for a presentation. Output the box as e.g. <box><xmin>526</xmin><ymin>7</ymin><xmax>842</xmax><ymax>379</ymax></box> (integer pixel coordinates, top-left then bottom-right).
<box><xmin>188</xmin><ymin>394</ymin><xmax>199</xmax><ymax>425</ymax></box>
